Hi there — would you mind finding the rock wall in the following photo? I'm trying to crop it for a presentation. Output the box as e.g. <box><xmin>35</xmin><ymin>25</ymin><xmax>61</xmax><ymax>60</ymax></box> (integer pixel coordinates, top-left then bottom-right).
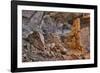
<box><xmin>22</xmin><ymin>10</ymin><xmax>90</xmax><ymax>62</ymax></box>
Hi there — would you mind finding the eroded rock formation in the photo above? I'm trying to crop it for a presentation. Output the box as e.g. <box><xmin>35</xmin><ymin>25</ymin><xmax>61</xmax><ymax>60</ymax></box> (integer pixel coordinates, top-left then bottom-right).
<box><xmin>22</xmin><ymin>10</ymin><xmax>90</xmax><ymax>62</ymax></box>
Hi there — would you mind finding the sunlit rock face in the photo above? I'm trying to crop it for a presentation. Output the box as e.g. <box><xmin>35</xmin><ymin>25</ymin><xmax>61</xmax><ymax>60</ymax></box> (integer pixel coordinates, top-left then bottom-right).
<box><xmin>22</xmin><ymin>10</ymin><xmax>90</xmax><ymax>62</ymax></box>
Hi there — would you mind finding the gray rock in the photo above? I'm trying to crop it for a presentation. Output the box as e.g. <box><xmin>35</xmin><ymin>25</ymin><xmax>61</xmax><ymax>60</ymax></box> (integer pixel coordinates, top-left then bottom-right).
<box><xmin>41</xmin><ymin>15</ymin><xmax>56</xmax><ymax>33</ymax></box>
<box><xmin>22</xmin><ymin>10</ymin><xmax>36</xmax><ymax>18</ymax></box>
<box><xmin>22</xmin><ymin>11</ymin><xmax>44</xmax><ymax>38</ymax></box>
<box><xmin>27</xmin><ymin>31</ymin><xmax>45</xmax><ymax>50</ymax></box>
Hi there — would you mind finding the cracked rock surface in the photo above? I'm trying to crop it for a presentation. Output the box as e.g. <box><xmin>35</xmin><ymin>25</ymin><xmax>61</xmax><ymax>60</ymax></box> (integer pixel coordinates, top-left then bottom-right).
<box><xmin>22</xmin><ymin>10</ymin><xmax>90</xmax><ymax>62</ymax></box>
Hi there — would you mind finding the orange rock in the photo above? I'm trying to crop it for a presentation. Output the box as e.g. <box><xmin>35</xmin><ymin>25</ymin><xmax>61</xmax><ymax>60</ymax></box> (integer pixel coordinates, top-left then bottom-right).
<box><xmin>63</xmin><ymin>17</ymin><xmax>88</xmax><ymax>57</ymax></box>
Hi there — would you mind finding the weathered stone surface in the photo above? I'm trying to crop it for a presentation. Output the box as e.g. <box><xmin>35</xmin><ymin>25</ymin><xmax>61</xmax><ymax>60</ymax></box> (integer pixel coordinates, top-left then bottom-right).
<box><xmin>63</xmin><ymin>18</ymin><xmax>82</xmax><ymax>50</ymax></box>
<box><xmin>62</xmin><ymin>55</ymin><xmax>79</xmax><ymax>60</ymax></box>
<box><xmin>27</xmin><ymin>31</ymin><xmax>45</xmax><ymax>50</ymax></box>
<box><xmin>41</xmin><ymin>15</ymin><xmax>56</xmax><ymax>33</ymax></box>
<box><xmin>45</xmin><ymin>33</ymin><xmax>68</xmax><ymax>54</ymax></box>
<box><xmin>22</xmin><ymin>11</ymin><xmax>44</xmax><ymax>38</ymax></box>
<box><xmin>22</xmin><ymin>10</ymin><xmax>36</xmax><ymax>18</ymax></box>
<box><xmin>22</xmin><ymin>10</ymin><xmax>90</xmax><ymax>62</ymax></box>
<box><xmin>80</xmin><ymin>27</ymin><xmax>90</xmax><ymax>51</ymax></box>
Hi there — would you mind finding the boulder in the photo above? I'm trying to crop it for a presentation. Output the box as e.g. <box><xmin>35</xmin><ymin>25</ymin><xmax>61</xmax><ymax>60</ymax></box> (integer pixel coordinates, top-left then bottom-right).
<box><xmin>27</xmin><ymin>31</ymin><xmax>46</xmax><ymax>50</ymax></box>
